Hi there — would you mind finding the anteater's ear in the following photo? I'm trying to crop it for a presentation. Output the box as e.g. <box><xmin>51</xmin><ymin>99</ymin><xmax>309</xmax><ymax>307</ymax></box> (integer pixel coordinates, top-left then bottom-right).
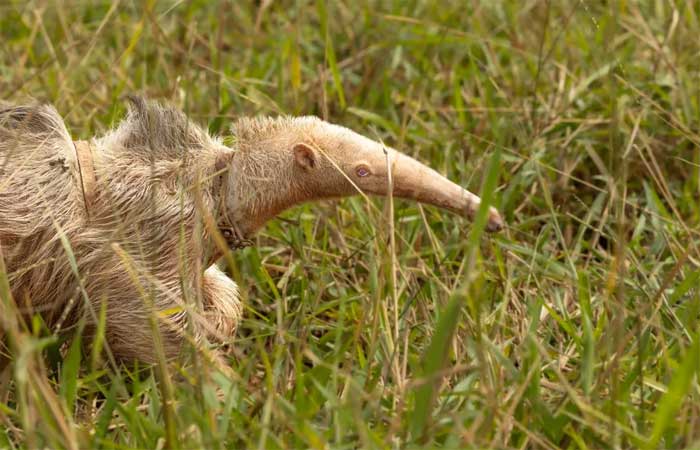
<box><xmin>293</xmin><ymin>143</ymin><xmax>317</xmax><ymax>170</ymax></box>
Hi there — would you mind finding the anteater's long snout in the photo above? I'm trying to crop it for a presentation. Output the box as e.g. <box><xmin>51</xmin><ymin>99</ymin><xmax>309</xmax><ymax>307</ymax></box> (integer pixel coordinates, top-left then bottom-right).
<box><xmin>383</xmin><ymin>150</ymin><xmax>504</xmax><ymax>232</ymax></box>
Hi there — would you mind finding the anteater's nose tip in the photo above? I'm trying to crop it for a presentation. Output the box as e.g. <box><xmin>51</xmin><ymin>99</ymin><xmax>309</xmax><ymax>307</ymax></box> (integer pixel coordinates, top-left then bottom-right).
<box><xmin>486</xmin><ymin>208</ymin><xmax>505</xmax><ymax>233</ymax></box>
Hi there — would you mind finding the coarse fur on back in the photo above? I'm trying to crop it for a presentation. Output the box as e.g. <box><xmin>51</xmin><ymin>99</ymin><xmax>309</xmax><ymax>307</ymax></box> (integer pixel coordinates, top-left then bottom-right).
<box><xmin>1</xmin><ymin>97</ymin><xmax>241</xmax><ymax>365</ymax></box>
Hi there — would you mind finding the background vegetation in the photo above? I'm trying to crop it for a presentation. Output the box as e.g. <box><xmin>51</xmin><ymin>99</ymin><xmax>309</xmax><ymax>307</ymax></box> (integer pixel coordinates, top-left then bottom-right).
<box><xmin>1</xmin><ymin>0</ymin><xmax>700</xmax><ymax>448</ymax></box>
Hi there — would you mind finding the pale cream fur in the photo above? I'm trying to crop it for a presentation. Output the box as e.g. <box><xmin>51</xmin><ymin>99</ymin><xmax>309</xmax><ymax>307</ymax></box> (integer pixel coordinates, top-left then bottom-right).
<box><xmin>0</xmin><ymin>97</ymin><xmax>502</xmax><ymax>367</ymax></box>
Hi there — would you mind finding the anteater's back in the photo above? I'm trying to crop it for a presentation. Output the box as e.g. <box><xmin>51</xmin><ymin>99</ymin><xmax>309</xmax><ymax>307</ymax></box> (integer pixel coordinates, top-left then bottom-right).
<box><xmin>0</xmin><ymin>104</ymin><xmax>85</xmax><ymax>323</ymax></box>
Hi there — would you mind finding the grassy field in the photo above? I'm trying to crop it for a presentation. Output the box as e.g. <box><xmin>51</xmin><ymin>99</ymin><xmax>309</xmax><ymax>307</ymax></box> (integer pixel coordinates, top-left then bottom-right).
<box><xmin>2</xmin><ymin>0</ymin><xmax>700</xmax><ymax>448</ymax></box>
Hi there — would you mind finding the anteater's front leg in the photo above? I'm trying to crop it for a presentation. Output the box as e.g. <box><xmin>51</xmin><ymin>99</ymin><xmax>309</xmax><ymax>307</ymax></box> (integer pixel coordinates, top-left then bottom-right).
<box><xmin>200</xmin><ymin>265</ymin><xmax>242</xmax><ymax>347</ymax></box>
<box><xmin>191</xmin><ymin>265</ymin><xmax>242</xmax><ymax>376</ymax></box>
<box><xmin>90</xmin><ymin>265</ymin><xmax>241</xmax><ymax>368</ymax></box>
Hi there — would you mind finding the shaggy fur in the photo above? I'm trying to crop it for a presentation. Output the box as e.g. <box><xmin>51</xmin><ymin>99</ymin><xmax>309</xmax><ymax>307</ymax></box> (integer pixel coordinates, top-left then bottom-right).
<box><xmin>1</xmin><ymin>98</ymin><xmax>240</xmax><ymax>364</ymax></box>
<box><xmin>0</xmin><ymin>97</ymin><xmax>502</xmax><ymax>367</ymax></box>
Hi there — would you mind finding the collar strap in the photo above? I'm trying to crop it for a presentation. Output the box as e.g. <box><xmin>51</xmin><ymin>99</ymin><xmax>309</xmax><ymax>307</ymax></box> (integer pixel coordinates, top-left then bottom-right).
<box><xmin>73</xmin><ymin>140</ymin><xmax>97</xmax><ymax>220</ymax></box>
<box><xmin>214</xmin><ymin>154</ymin><xmax>253</xmax><ymax>250</ymax></box>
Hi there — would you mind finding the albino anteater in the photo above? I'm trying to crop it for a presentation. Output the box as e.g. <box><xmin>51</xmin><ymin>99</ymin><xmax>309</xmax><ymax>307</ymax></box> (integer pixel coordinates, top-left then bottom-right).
<box><xmin>0</xmin><ymin>97</ymin><xmax>503</xmax><ymax>368</ymax></box>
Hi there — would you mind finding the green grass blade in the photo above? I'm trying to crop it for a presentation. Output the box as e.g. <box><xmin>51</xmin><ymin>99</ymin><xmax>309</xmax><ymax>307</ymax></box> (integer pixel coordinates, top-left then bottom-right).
<box><xmin>60</xmin><ymin>331</ymin><xmax>82</xmax><ymax>416</ymax></box>
<box><xmin>646</xmin><ymin>333</ymin><xmax>700</xmax><ymax>449</ymax></box>
<box><xmin>409</xmin><ymin>149</ymin><xmax>501</xmax><ymax>440</ymax></box>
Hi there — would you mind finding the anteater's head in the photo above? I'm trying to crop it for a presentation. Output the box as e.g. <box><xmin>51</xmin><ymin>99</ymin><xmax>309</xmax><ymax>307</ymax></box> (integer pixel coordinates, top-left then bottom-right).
<box><xmin>226</xmin><ymin>116</ymin><xmax>504</xmax><ymax>237</ymax></box>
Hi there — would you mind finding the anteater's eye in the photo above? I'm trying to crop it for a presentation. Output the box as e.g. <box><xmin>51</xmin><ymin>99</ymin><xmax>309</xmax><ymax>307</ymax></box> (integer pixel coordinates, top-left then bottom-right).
<box><xmin>356</xmin><ymin>166</ymin><xmax>370</xmax><ymax>177</ymax></box>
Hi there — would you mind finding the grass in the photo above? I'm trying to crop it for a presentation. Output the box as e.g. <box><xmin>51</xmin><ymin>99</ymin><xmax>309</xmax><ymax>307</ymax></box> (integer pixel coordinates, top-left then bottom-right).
<box><xmin>1</xmin><ymin>0</ymin><xmax>700</xmax><ymax>448</ymax></box>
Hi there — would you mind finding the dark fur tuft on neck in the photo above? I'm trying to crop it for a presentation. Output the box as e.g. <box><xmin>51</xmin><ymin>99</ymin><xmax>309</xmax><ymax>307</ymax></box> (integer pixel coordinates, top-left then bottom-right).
<box><xmin>114</xmin><ymin>96</ymin><xmax>214</xmax><ymax>159</ymax></box>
